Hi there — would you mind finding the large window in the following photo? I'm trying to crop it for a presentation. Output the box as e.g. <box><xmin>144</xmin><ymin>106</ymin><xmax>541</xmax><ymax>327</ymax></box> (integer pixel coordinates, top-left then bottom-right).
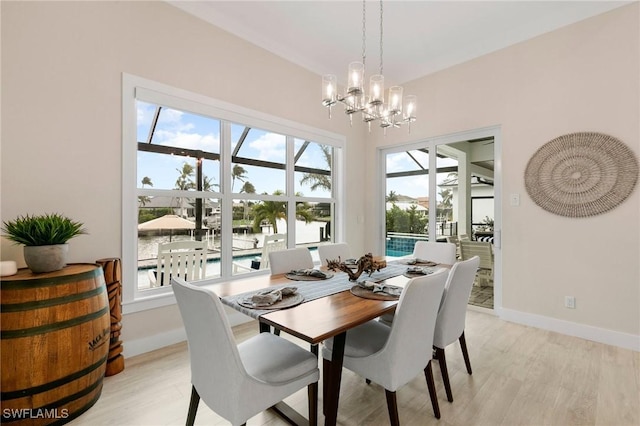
<box><xmin>123</xmin><ymin>75</ymin><xmax>344</xmax><ymax>310</ymax></box>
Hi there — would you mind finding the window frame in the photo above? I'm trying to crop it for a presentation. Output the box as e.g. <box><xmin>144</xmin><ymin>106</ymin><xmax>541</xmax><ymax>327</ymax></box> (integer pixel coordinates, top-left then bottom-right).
<box><xmin>122</xmin><ymin>74</ymin><xmax>345</xmax><ymax>313</ymax></box>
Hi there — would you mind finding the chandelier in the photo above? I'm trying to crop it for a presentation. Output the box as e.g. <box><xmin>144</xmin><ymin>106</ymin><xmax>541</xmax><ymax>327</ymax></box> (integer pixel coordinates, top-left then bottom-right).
<box><xmin>322</xmin><ymin>0</ymin><xmax>416</xmax><ymax>133</ymax></box>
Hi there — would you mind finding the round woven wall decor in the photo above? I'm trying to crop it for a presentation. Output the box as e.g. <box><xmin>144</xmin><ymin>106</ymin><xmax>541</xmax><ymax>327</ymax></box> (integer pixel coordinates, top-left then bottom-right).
<box><xmin>525</xmin><ymin>132</ymin><xmax>638</xmax><ymax>218</ymax></box>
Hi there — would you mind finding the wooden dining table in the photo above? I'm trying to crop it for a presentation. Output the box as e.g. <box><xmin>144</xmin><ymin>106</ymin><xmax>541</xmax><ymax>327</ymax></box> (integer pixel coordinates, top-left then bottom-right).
<box><xmin>203</xmin><ymin>266</ymin><xmax>416</xmax><ymax>426</ymax></box>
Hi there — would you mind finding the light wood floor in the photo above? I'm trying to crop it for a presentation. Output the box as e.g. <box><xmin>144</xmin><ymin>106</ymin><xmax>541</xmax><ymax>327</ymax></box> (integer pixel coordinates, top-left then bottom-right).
<box><xmin>70</xmin><ymin>310</ymin><xmax>639</xmax><ymax>426</ymax></box>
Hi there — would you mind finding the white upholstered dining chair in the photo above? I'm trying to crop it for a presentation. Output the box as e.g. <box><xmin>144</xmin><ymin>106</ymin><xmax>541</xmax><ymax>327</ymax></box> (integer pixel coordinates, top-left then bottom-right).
<box><xmin>379</xmin><ymin>240</ymin><xmax>457</xmax><ymax>326</ymax></box>
<box><xmin>412</xmin><ymin>241</ymin><xmax>457</xmax><ymax>265</ymax></box>
<box><xmin>171</xmin><ymin>278</ymin><xmax>319</xmax><ymax>426</ymax></box>
<box><xmin>433</xmin><ymin>255</ymin><xmax>480</xmax><ymax>403</ymax></box>
<box><xmin>317</xmin><ymin>242</ymin><xmax>352</xmax><ymax>266</ymax></box>
<box><xmin>268</xmin><ymin>247</ymin><xmax>314</xmax><ymax>275</ymax></box>
<box><xmin>321</xmin><ymin>269</ymin><xmax>448</xmax><ymax>424</ymax></box>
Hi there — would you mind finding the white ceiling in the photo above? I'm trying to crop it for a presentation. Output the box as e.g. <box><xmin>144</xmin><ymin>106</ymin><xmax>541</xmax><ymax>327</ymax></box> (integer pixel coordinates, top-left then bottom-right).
<box><xmin>168</xmin><ymin>1</ymin><xmax>631</xmax><ymax>86</ymax></box>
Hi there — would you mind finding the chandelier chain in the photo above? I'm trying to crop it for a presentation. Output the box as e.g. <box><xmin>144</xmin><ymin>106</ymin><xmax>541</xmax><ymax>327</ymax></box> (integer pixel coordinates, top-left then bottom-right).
<box><xmin>379</xmin><ymin>0</ymin><xmax>383</xmax><ymax>75</ymax></box>
<box><xmin>362</xmin><ymin>0</ymin><xmax>366</xmax><ymax>70</ymax></box>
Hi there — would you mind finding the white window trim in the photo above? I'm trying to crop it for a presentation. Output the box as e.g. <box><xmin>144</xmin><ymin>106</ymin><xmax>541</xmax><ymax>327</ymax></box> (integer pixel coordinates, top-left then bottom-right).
<box><xmin>122</xmin><ymin>73</ymin><xmax>345</xmax><ymax>314</ymax></box>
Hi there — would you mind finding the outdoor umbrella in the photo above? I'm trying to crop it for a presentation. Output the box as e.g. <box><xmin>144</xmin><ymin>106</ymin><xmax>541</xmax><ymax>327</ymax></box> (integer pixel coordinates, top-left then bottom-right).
<box><xmin>137</xmin><ymin>214</ymin><xmax>195</xmax><ymax>241</ymax></box>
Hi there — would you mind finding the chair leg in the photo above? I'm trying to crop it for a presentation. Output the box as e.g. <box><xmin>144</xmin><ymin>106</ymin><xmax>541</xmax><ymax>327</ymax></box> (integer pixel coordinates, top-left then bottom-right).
<box><xmin>434</xmin><ymin>346</ymin><xmax>453</xmax><ymax>402</ymax></box>
<box><xmin>186</xmin><ymin>385</ymin><xmax>200</xmax><ymax>426</ymax></box>
<box><xmin>384</xmin><ymin>389</ymin><xmax>400</xmax><ymax>426</ymax></box>
<box><xmin>365</xmin><ymin>378</ymin><xmax>371</xmax><ymax>385</ymax></box>
<box><xmin>308</xmin><ymin>382</ymin><xmax>318</xmax><ymax>426</ymax></box>
<box><xmin>322</xmin><ymin>358</ymin><xmax>331</xmax><ymax>415</ymax></box>
<box><xmin>459</xmin><ymin>331</ymin><xmax>472</xmax><ymax>375</ymax></box>
<box><xmin>424</xmin><ymin>360</ymin><xmax>441</xmax><ymax>419</ymax></box>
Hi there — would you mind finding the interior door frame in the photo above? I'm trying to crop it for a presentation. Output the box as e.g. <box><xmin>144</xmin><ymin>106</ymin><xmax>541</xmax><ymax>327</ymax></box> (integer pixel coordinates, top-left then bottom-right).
<box><xmin>377</xmin><ymin>125</ymin><xmax>502</xmax><ymax>312</ymax></box>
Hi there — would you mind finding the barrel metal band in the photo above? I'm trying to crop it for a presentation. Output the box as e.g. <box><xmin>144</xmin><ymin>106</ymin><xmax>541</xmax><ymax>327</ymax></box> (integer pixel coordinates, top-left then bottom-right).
<box><xmin>0</xmin><ymin>285</ymin><xmax>106</xmax><ymax>312</ymax></box>
<box><xmin>0</xmin><ymin>376</ymin><xmax>104</xmax><ymax>424</ymax></box>
<box><xmin>0</xmin><ymin>307</ymin><xmax>109</xmax><ymax>339</ymax></box>
<box><xmin>0</xmin><ymin>353</ymin><xmax>108</xmax><ymax>401</ymax></box>
<box><xmin>0</xmin><ymin>266</ymin><xmax>101</xmax><ymax>289</ymax></box>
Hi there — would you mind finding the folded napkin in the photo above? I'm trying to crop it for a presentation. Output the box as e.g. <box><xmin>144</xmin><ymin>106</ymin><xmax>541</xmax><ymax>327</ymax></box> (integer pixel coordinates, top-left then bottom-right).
<box><xmin>290</xmin><ymin>269</ymin><xmax>328</xmax><ymax>279</ymax></box>
<box><xmin>250</xmin><ymin>287</ymin><xmax>298</xmax><ymax>307</ymax></box>
<box><xmin>357</xmin><ymin>280</ymin><xmax>403</xmax><ymax>297</ymax></box>
<box><xmin>407</xmin><ymin>266</ymin><xmax>426</xmax><ymax>274</ymax></box>
<box><xmin>279</xmin><ymin>286</ymin><xmax>298</xmax><ymax>296</ymax></box>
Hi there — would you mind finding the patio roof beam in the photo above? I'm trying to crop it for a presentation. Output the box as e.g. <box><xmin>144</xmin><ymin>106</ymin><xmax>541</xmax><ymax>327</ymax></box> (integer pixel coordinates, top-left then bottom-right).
<box><xmin>232</xmin><ymin>126</ymin><xmax>251</xmax><ymax>157</ymax></box>
<box><xmin>406</xmin><ymin>151</ymin><xmax>425</xmax><ymax>170</ymax></box>
<box><xmin>137</xmin><ymin>143</ymin><xmax>220</xmax><ymax>161</ymax></box>
<box><xmin>146</xmin><ymin>106</ymin><xmax>162</xmax><ymax>144</ymax></box>
<box><xmin>386</xmin><ymin>165</ymin><xmax>458</xmax><ymax>179</ymax></box>
<box><xmin>137</xmin><ymin>142</ymin><xmax>330</xmax><ymax>176</ymax></box>
<box><xmin>294</xmin><ymin>140</ymin><xmax>310</xmax><ymax>163</ymax></box>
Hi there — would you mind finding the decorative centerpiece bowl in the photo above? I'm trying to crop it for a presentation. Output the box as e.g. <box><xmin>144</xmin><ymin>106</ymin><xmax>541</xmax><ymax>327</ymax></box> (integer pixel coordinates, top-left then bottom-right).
<box><xmin>326</xmin><ymin>252</ymin><xmax>386</xmax><ymax>281</ymax></box>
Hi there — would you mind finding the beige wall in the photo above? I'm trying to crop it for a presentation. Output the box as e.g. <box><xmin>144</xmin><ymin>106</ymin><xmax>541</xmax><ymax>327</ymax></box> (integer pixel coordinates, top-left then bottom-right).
<box><xmin>364</xmin><ymin>4</ymin><xmax>639</xmax><ymax>338</ymax></box>
<box><xmin>2</xmin><ymin>1</ymin><xmax>638</xmax><ymax>352</ymax></box>
<box><xmin>0</xmin><ymin>1</ymin><xmax>365</xmax><ymax>352</ymax></box>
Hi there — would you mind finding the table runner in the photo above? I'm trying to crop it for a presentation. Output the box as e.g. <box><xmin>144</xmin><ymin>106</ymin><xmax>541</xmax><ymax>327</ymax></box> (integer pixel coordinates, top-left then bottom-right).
<box><xmin>221</xmin><ymin>262</ymin><xmax>407</xmax><ymax>319</ymax></box>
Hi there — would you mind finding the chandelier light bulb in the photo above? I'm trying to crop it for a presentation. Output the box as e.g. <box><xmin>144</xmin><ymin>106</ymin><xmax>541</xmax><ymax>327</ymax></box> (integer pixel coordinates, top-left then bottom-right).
<box><xmin>404</xmin><ymin>95</ymin><xmax>417</xmax><ymax>120</ymax></box>
<box><xmin>322</xmin><ymin>74</ymin><xmax>337</xmax><ymax>106</ymax></box>
<box><xmin>348</xmin><ymin>62</ymin><xmax>364</xmax><ymax>95</ymax></box>
<box><xmin>369</xmin><ymin>74</ymin><xmax>384</xmax><ymax>105</ymax></box>
<box><xmin>388</xmin><ymin>86</ymin><xmax>403</xmax><ymax>115</ymax></box>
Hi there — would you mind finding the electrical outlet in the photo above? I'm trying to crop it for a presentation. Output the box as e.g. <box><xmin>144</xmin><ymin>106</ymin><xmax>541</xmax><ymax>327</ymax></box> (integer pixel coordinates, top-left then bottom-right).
<box><xmin>565</xmin><ymin>296</ymin><xmax>576</xmax><ymax>309</ymax></box>
<box><xmin>510</xmin><ymin>193</ymin><xmax>520</xmax><ymax>206</ymax></box>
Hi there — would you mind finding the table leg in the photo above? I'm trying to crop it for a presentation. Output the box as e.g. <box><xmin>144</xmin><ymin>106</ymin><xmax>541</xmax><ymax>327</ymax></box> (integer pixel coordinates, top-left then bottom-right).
<box><xmin>324</xmin><ymin>332</ymin><xmax>345</xmax><ymax>426</ymax></box>
<box><xmin>259</xmin><ymin>321</ymin><xmax>271</xmax><ymax>333</ymax></box>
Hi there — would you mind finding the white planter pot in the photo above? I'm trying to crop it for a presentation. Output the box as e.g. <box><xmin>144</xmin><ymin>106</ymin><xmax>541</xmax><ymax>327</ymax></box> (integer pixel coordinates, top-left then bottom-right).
<box><xmin>23</xmin><ymin>244</ymin><xmax>69</xmax><ymax>273</ymax></box>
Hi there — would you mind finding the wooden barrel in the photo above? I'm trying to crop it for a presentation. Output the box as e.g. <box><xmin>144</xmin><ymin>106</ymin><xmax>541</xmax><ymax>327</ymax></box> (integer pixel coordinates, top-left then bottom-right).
<box><xmin>1</xmin><ymin>264</ymin><xmax>110</xmax><ymax>425</ymax></box>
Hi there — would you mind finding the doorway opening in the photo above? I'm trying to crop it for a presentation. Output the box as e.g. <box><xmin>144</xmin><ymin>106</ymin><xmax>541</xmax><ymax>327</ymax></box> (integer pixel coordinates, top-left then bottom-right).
<box><xmin>380</xmin><ymin>127</ymin><xmax>500</xmax><ymax>311</ymax></box>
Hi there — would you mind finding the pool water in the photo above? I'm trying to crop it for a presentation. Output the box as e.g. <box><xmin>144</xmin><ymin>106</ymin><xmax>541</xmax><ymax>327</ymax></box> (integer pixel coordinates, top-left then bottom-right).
<box><xmin>385</xmin><ymin>249</ymin><xmax>412</xmax><ymax>257</ymax></box>
<box><xmin>385</xmin><ymin>235</ymin><xmax>426</xmax><ymax>257</ymax></box>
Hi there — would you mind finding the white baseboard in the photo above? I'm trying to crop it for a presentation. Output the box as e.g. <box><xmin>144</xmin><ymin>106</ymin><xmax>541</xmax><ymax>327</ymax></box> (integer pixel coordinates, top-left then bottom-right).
<box><xmin>123</xmin><ymin>309</ymin><xmax>255</xmax><ymax>358</ymax></box>
<box><xmin>499</xmin><ymin>308</ymin><xmax>640</xmax><ymax>352</ymax></box>
<box><xmin>124</xmin><ymin>307</ymin><xmax>639</xmax><ymax>358</ymax></box>
<box><xmin>123</xmin><ymin>328</ymin><xmax>187</xmax><ymax>358</ymax></box>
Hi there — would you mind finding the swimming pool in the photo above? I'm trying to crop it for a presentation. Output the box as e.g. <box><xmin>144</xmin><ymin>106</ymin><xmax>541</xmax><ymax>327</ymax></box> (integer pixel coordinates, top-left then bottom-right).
<box><xmin>385</xmin><ymin>234</ymin><xmax>428</xmax><ymax>257</ymax></box>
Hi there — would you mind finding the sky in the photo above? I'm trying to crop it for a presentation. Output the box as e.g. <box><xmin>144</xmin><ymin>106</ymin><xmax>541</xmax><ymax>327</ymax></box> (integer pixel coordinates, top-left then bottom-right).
<box><xmin>136</xmin><ymin>101</ymin><xmax>452</xmax><ymax>201</ymax></box>
<box><xmin>136</xmin><ymin>101</ymin><xmax>331</xmax><ymax>198</ymax></box>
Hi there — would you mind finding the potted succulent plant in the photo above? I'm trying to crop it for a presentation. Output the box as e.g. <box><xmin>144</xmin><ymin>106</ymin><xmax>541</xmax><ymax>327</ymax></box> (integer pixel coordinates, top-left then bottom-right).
<box><xmin>1</xmin><ymin>213</ymin><xmax>87</xmax><ymax>273</ymax></box>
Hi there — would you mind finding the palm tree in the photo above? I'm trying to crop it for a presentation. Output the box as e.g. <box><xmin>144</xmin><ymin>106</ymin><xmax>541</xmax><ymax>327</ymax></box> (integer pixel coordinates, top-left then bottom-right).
<box><xmin>251</xmin><ymin>190</ymin><xmax>317</xmax><ymax>233</ymax></box>
<box><xmin>175</xmin><ymin>163</ymin><xmax>196</xmax><ymax>190</ymax></box>
<box><xmin>251</xmin><ymin>190</ymin><xmax>286</xmax><ymax>233</ymax></box>
<box><xmin>386</xmin><ymin>190</ymin><xmax>399</xmax><ymax>202</ymax></box>
<box><xmin>295</xmin><ymin>200</ymin><xmax>316</xmax><ymax>224</ymax></box>
<box><xmin>174</xmin><ymin>163</ymin><xmax>195</xmax><ymax>217</ymax></box>
<box><xmin>202</xmin><ymin>175</ymin><xmax>217</xmax><ymax>191</ymax></box>
<box><xmin>240</xmin><ymin>181</ymin><xmax>256</xmax><ymax>221</ymax></box>
<box><xmin>438</xmin><ymin>188</ymin><xmax>453</xmax><ymax>221</ymax></box>
<box><xmin>231</xmin><ymin>164</ymin><xmax>248</xmax><ymax>192</ymax></box>
<box><xmin>138</xmin><ymin>176</ymin><xmax>153</xmax><ymax>207</ymax></box>
<box><xmin>240</xmin><ymin>181</ymin><xmax>255</xmax><ymax>194</ymax></box>
<box><xmin>299</xmin><ymin>145</ymin><xmax>332</xmax><ymax>192</ymax></box>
